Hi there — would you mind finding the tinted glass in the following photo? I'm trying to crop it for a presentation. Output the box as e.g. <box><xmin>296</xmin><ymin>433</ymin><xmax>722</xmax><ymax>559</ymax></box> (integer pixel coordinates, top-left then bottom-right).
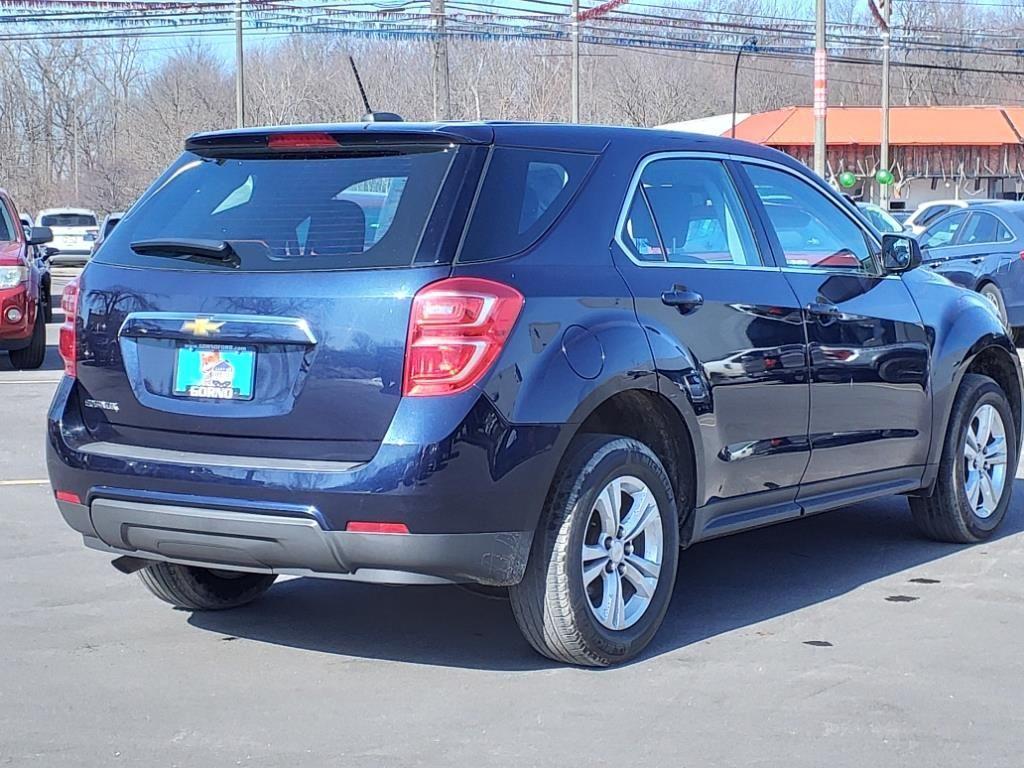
<box><xmin>97</xmin><ymin>147</ymin><xmax>458</xmax><ymax>271</ymax></box>
<box><xmin>459</xmin><ymin>147</ymin><xmax>594</xmax><ymax>262</ymax></box>
<box><xmin>628</xmin><ymin>158</ymin><xmax>761</xmax><ymax>266</ymax></box>
<box><xmin>922</xmin><ymin>211</ymin><xmax>968</xmax><ymax>249</ymax></box>
<box><xmin>41</xmin><ymin>213</ymin><xmax>96</xmax><ymax>228</ymax></box>
<box><xmin>102</xmin><ymin>217</ymin><xmax>121</xmax><ymax>238</ymax></box>
<box><xmin>745</xmin><ymin>164</ymin><xmax>872</xmax><ymax>272</ymax></box>
<box><xmin>0</xmin><ymin>203</ymin><xmax>13</xmax><ymax>242</ymax></box>
<box><xmin>960</xmin><ymin>212</ymin><xmax>1012</xmax><ymax>245</ymax></box>
<box><xmin>621</xmin><ymin>189</ymin><xmax>663</xmax><ymax>261</ymax></box>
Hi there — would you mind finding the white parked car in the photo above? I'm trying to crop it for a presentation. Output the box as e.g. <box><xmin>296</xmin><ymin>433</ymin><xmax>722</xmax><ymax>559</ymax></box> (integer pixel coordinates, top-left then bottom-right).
<box><xmin>903</xmin><ymin>199</ymin><xmax>995</xmax><ymax>236</ymax></box>
<box><xmin>35</xmin><ymin>208</ymin><xmax>98</xmax><ymax>265</ymax></box>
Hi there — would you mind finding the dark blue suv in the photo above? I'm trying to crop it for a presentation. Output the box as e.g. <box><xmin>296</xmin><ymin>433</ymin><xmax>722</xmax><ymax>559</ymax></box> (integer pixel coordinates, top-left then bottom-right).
<box><xmin>48</xmin><ymin>122</ymin><xmax>1022</xmax><ymax>666</ymax></box>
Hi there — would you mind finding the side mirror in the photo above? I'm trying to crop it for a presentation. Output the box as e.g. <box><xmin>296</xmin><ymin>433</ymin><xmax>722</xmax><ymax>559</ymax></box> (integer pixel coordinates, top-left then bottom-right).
<box><xmin>881</xmin><ymin>233</ymin><xmax>922</xmax><ymax>274</ymax></box>
<box><xmin>27</xmin><ymin>226</ymin><xmax>53</xmax><ymax>246</ymax></box>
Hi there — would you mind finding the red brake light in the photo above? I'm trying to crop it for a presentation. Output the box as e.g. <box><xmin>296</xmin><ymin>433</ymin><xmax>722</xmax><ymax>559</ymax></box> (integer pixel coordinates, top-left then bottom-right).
<box><xmin>59</xmin><ymin>278</ymin><xmax>79</xmax><ymax>378</ymax></box>
<box><xmin>267</xmin><ymin>132</ymin><xmax>338</xmax><ymax>150</ymax></box>
<box><xmin>345</xmin><ymin>521</ymin><xmax>410</xmax><ymax>534</ymax></box>
<box><xmin>403</xmin><ymin>277</ymin><xmax>524</xmax><ymax>397</ymax></box>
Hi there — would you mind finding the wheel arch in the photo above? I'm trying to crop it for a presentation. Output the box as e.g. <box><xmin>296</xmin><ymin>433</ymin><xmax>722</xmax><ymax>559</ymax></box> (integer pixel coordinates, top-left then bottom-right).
<box><xmin>564</xmin><ymin>386</ymin><xmax>701</xmax><ymax>539</ymax></box>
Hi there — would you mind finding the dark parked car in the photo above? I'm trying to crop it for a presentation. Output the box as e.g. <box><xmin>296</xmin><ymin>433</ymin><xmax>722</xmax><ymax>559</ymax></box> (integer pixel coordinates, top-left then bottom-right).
<box><xmin>48</xmin><ymin>123</ymin><xmax>1022</xmax><ymax>666</ymax></box>
<box><xmin>919</xmin><ymin>201</ymin><xmax>1024</xmax><ymax>338</ymax></box>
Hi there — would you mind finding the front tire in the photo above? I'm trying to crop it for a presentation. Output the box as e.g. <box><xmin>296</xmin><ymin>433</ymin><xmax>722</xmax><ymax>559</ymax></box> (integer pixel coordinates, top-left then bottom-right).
<box><xmin>8</xmin><ymin>307</ymin><xmax>46</xmax><ymax>370</ymax></box>
<box><xmin>910</xmin><ymin>374</ymin><xmax>1017</xmax><ymax>543</ymax></box>
<box><xmin>138</xmin><ymin>562</ymin><xmax>277</xmax><ymax>610</ymax></box>
<box><xmin>509</xmin><ymin>435</ymin><xmax>680</xmax><ymax>666</ymax></box>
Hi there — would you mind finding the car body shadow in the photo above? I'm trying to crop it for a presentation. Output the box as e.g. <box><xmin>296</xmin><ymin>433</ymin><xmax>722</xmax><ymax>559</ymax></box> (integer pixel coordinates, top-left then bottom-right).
<box><xmin>187</xmin><ymin>484</ymin><xmax>1024</xmax><ymax>671</ymax></box>
<box><xmin>0</xmin><ymin>340</ymin><xmax>64</xmax><ymax>372</ymax></box>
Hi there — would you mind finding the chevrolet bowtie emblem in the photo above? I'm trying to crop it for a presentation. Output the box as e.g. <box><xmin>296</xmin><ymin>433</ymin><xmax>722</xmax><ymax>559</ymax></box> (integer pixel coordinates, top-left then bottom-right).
<box><xmin>181</xmin><ymin>318</ymin><xmax>225</xmax><ymax>337</ymax></box>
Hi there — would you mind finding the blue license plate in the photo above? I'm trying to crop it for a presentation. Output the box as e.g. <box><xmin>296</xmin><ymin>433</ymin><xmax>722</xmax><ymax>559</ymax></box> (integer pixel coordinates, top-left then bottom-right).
<box><xmin>173</xmin><ymin>344</ymin><xmax>256</xmax><ymax>401</ymax></box>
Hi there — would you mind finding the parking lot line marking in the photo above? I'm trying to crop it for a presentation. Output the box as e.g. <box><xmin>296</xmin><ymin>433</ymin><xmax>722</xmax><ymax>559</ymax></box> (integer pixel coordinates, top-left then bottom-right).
<box><xmin>0</xmin><ymin>479</ymin><xmax>49</xmax><ymax>486</ymax></box>
<box><xmin>0</xmin><ymin>378</ymin><xmax>62</xmax><ymax>384</ymax></box>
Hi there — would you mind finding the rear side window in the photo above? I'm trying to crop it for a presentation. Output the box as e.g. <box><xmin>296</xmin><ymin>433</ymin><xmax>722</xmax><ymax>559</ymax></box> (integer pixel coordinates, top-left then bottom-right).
<box><xmin>96</xmin><ymin>146</ymin><xmax>459</xmax><ymax>272</ymax></box>
<box><xmin>458</xmin><ymin>147</ymin><xmax>595</xmax><ymax>263</ymax></box>
<box><xmin>621</xmin><ymin>158</ymin><xmax>762</xmax><ymax>267</ymax></box>
<box><xmin>41</xmin><ymin>213</ymin><xmax>96</xmax><ymax>227</ymax></box>
<box><xmin>960</xmin><ymin>212</ymin><xmax>1013</xmax><ymax>245</ymax></box>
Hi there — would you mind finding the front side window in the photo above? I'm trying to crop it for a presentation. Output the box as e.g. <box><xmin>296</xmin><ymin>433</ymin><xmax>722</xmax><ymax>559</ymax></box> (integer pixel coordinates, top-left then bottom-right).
<box><xmin>921</xmin><ymin>211</ymin><xmax>968</xmax><ymax>250</ymax></box>
<box><xmin>744</xmin><ymin>164</ymin><xmax>873</xmax><ymax>272</ymax></box>
<box><xmin>621</xmin><ymin>158</ymin><xmax>761</xmax><ymax>267</ymax></box>
<box><xmin>0</xmin><ymin>202</ymin><xmax>14</xmax><ymax>242</ymax></box>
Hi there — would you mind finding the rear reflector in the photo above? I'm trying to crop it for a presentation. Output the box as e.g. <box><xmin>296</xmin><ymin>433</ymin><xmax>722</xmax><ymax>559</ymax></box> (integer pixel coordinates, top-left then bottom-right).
<box><xmin>403</xmin><ymin>277</ymin><xmax>524</xmax><ymax>397</ymax></box>
<box><xmin>267</xmin><ymin>132</ymin><xmax>339</xmax><ymax>150</ymax></box>
<box><xmin>345</xmin><ymin>521</ymin><xmax>410</xmax><ymax>534</ymax></box>
<box><xmin>59</xmin><ymin>278</ymin><xmax>80</xmax><ymax>378</ymax></box>
<box><xmin>55</xmin><ymin>490</ymin><xmax>81</xmax><ymax>504</ymax></box>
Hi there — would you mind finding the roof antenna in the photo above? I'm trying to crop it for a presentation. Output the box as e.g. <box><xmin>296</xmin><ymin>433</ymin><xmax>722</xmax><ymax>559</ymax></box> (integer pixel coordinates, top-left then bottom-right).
<box><xmin>349</xmin><ymin>56</ymin><xmax>403</xmax><ymax>123</ymax></box>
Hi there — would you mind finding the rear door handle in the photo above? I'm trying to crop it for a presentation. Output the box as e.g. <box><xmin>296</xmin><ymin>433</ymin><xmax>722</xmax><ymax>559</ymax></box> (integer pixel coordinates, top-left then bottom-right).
<box><xmin>805</xmin><ymin>301</ymin><xmax>841</xmax><ymax>319</ymax></box>
<box><xmin>970</xmin><ymin>257</ymin><xmax>984</xmax><ymax>264</ymax></box>
<box><xmin>661</xmin><ymin>286</ymin><xmax>704</xmax><ymax>315</ymax></box>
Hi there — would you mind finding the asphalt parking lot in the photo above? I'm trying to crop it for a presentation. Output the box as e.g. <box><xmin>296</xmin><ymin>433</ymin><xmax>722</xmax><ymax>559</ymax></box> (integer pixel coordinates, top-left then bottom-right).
<box><xmin>2</xmin><ymin>275</ymin><xmax>1023</xmax><ymax>767</ymax></box>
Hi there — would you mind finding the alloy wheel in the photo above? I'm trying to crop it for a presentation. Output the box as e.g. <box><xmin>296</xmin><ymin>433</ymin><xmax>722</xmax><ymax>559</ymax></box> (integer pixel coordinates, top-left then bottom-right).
<box><xmin>964</xmin><ymin>403</ymin><xmax>1009</xmax><ymax>519</ymax></box>
<box><xmin>581</xmin><ymin>475</ymin><xmax>664</xmax><ymax>630</ymax></box>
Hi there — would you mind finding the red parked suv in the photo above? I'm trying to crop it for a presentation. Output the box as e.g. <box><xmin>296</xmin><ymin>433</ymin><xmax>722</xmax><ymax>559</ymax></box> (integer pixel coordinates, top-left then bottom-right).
<box><xmin>0</xmin><ymin>190</ymin><xmax>53</xmax><ymax>369</ymax></box>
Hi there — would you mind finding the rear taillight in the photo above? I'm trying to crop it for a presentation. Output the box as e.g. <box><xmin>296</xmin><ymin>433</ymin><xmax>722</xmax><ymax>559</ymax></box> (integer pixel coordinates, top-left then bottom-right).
<box><xmin>59</xmin><ymin>278</ymin><xmax>79</xmax><ymax>378</ymax></box>
<box><xmin>403</xmin><ymin>277</ymin><xmax>524</xmax><ymax>397</ymax></box>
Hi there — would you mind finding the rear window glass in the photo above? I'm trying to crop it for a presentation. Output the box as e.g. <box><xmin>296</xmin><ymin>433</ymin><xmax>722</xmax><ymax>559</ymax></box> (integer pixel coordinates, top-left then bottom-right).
<box><xmin>41</xmin><ymin>213</ymin><xmax>96</xmax><ymax>228</ymax></box>
<box><xmin>458</xmin><ymin>147</ymin><xmax>595</xmax><ymax>262</ymax></box>
<box><xmin>95</xmin><ymin>146</ymin><xmax>459</xmax><ymax>272</ymax></box>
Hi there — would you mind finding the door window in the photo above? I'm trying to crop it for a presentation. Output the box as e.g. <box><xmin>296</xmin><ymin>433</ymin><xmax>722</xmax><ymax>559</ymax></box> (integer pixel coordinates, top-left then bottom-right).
<box><xmin>620</xmin><ymin>158</ymin><xmax>762</xmax><ymax>266</ymax></box>
<box><xmin>959</xmin><ymin>212</ymin><xmax>1013</xmax><ymax>245</ymax></box>
<box><xmin>921</xmin><ymin>211</ymin><xmax>968</xmax><ymax>250</ymax></box>
<box><xmin>915</xmin><ymin>205</ymin><xmax>951</xmax><ymax>228</ymax></box>
<box><xmin>0</xmin><ymin>202</ymin><xmax>14</xmax><ymax>242</ymax></box>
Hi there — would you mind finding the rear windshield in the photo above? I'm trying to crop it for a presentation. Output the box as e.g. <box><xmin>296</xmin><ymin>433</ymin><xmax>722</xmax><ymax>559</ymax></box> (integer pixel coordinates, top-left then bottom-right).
<box><xmin>41</xmin><ymin>213</ymin><xmax>96</xmax><ymax>228</ymax></box>
<box><xmin>95</xmin><ymin>145</ymin><xmax>459</xmax><ymax>272</ymax></box>
<box><xmin>458</xmin><ymin>147</ymin><xmax>595</xmax><ymax>262</ymax></box>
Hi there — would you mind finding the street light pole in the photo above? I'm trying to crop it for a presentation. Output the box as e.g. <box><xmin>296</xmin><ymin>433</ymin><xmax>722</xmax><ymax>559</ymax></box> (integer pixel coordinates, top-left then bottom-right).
<box><xmin>235</xmin><ymin>0</ymin><xmax>245</xmax><ymax>128</ymax></box>
<box><xmin>731</xmin><ymin>37</ymin><xmax>756</xmax><ymax>139</ymax></box>
<box><xmin>571</xmin><ymin>0</ymin><xmax>580</xmax><ymax>123</ymax></box>
<box><xmin>813</xmin><ymin>0</ymin><xmax>827</xmax><ymax>178</ymax></box>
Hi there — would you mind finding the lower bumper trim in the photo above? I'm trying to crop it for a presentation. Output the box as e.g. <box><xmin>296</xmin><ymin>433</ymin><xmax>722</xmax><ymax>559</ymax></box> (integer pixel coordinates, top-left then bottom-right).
<box><xmin>64</xmin><ymin>497</ymin><xmax>531</xmax><ymax>586</ymax></box>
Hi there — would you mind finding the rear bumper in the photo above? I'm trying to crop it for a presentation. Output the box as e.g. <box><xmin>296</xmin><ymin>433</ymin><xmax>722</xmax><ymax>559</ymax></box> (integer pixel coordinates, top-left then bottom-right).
<box><xmin>58</xmin><ymin>497</ymin><xmax>531</xmax><ymax>586</ymax></box>
<box><xmin>48</xmin><ymin>377</ymin><xmax>568</xmax><ymax>585</ymax></box>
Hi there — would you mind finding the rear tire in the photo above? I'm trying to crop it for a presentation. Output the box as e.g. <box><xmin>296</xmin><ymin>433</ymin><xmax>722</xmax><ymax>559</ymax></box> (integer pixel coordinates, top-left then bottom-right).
<box><xmin>138</xmin><ymin>562</ymin><xmax>277</xmax><ymax>610</ymax></box>
<box><xmin>910</xmin><ymin>374</ymin><xmax>1017</xmax><ymax>543</ymax></box>
<box><xmin>8</xmin><ymin>307</ymin><xmax>46</xmax><ymax>370</ymax></box>
<box><xmin>509</xmin><ymin>434</ymin><xmax>680</xmax><ymax>667</ymax></box>
<box><xmin>980</xmin><ymin>283</ymin><xmax>1009</xmax><ymax>328</ymax></box>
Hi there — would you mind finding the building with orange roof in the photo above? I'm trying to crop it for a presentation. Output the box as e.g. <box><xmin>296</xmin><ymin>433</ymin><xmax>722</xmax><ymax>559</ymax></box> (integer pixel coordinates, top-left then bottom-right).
<box><xmin>664</xmin><ymin>106</ymin><xmax>1024</xmax><ymax>209</ymax></box>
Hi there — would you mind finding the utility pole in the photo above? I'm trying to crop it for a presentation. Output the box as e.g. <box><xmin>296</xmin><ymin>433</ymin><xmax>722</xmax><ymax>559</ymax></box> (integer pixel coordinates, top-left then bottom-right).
<box><xmin>571</xmin><ymin>0</ymin><xmax>580</xmax><ymax>123</ymax></box>
<box><xmin>879</xmin><ymin>0</ymin><xmax>892</xmax><ymax>207</ymax></box>
<box><xmin>431</xmin><ymin>0</ymin><xmax>450</xmax><ymax>120</ymax></box>
<box><xmin>813</xmin><ymin>0</ymin><xmax>827</xmax><ymax>178</ymax></box>
<box><xmin>235</xmin><ymin>0</ymin><xmax>245</xmax><ymax>128</ymax></box>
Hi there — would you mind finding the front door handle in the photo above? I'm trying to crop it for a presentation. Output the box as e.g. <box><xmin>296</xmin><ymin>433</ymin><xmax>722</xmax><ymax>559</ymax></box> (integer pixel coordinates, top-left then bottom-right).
<box><xmin>805</xmin><ymin>301</ymin><xmax>842</xmax><ymax>319</ymax></box>
<box><xmin>661</xmin><ymin>285</ymin><xmax>704</xmax><ymax>315</ymax></box>
<box><xmin>970</xmin><ymin>257</ymin><xmax>984</xmax><ymax>264</ymax></box>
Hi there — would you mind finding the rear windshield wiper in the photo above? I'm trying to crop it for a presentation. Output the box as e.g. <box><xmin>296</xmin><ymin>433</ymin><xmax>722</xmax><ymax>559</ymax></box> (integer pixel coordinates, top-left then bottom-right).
<box><xmin>130</xmin><ymin>238</ymin><xmax>241</xmax><ymax>268</ymax></box>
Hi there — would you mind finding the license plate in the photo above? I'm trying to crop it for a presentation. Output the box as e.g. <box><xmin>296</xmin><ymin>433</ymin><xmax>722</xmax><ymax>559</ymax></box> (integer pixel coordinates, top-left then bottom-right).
<box><xmin>173</xmin><ymin>344</ymin><xmax>256</xmax><ymax>400</ymax></box>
